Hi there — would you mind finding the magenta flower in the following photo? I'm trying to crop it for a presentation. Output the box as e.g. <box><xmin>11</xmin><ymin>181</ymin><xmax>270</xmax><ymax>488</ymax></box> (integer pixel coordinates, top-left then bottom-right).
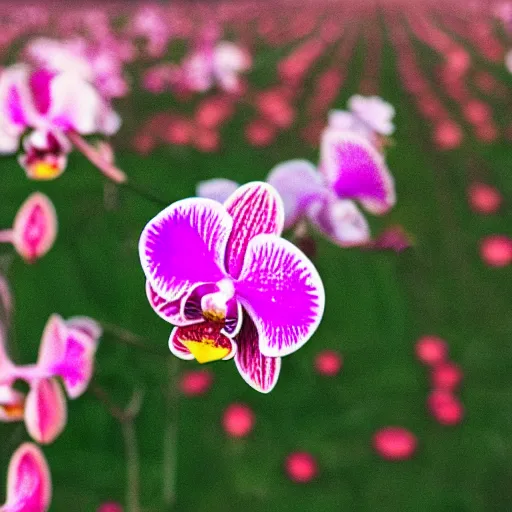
<box><xmin>0</xmin><ymin>192</ymin><xmax>57</xmax><ymax>263</ymax></box>
<box><xmin>139</xmin><ymin>182</ymin><xmax>324</xmax><ymax>393</ymax></box>
<box><xmin>0</xmin><ymin>314</ymin><xmax>101</xmax><ymax>443</ymax></box>
<box><xmin>198</xmin><ymin>132</ymin><xmax>395</xmax><ymax>248</ymax></box>
<box><xmin>0</xmin><ymin>443</ymin><xmax>51</xmax><ymax>512</ymax></box>
<box><xmin>327</xmin><ymin>95</ymin><xmax>396</xmax><ymax>147</ymax></box>
<box><xmin>0</xmin><ymin>63</ymin><xmax>120</xmax><ymax>179</ymax></box>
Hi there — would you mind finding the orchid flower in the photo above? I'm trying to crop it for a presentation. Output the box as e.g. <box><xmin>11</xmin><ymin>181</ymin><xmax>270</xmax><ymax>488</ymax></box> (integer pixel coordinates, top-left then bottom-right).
<box><xmin>328</xmin><ymin>95</ymin><xmax>396</xmax><ymax>149</ymax></box>
<box><xmin>198</xmin><ymin>131</ymin><xmax>396</xmax><ymax>248</ymax></box>
<box><xmin>173</xmin><ymin>27</ymin><xmax>251</xmax><ymax>94</ymax></box>
<box><xmin>0</xmin><ymin>443</ymin><xmax>51</xmax><ymax>512</ymax></box>
<box><xmin>139</xmin><ymin>182</ymin><xmax>325</xmax><ymax>393</ymax></box>
<box><xmin>0</xmin><ymin>314</ymin><xmax>101</xmax><ymax>443</ymax></box>
<box><xmin>24</xmin><ymin>37</ymin><xmax>129</xmax><ymax>100</ymax></box>
<box><xmin>0</xmin><ymin>62</ymin><xmax>120</xmax><ymax>180</ymax></box>
<box><xmin>0</xmin><ymin>193</ymin><xmax>57</xmax><ymax>263</ymax></box>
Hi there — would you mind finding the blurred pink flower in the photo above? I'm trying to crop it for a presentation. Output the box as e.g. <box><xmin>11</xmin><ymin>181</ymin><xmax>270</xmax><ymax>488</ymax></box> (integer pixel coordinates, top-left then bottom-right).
<box><xmin>415</xmin><ymin>335</ymin><xmax>448</xmax><ymax>366</ymax></box>
<box><xmin>467</xmin><ymin>182</ymin><xmax>502</xmax><ymax>214</ymax></box>
<box><xmin>0</xmin><ymin>443</ymin><xmax>52</xmax><ymax>512</ymax></box>
<box><xmin>285</xmin><ymin>452</ymin><xmax>318</xmax><ymax>483</ymax></box>
<box><xmin>314</xmin><ymin>350</ymin><xmax>342</xmax><ymax>376</ymax></box>
<box><xmin>0</xmin><ymin>192</ymin><xmax>57</xmax><ymax>263</ymax></box>
<box><xmin>480</xmin><ymin>235</ymin><xmax>512</xmax><ymax>267</ymax></box>
<box><xmin>222</xmin><ymin>403</ymin><xmax>255</xmax><ymax>437</ymax></box>
<box><xmin>373</xmin><ymin>427</ymin><xmax>417</xmax><ymax>460</ymax></box>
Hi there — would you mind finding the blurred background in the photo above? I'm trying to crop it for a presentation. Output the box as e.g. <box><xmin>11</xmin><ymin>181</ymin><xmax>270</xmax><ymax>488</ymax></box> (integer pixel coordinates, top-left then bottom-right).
<box><xmin>0</xmin><ymin>1</ymin><xmax>511</xmax><ymax>511</ymax></box>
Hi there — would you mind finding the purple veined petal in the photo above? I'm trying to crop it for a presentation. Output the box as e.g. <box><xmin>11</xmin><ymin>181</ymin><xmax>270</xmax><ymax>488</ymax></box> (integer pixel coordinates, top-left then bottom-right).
<box><xmin>0</xmin><ymin>385</ymin><xmax>25</xmax><ymax>422</ymax></box>
<box><xmin>24</xmin><ymin>378</ymin><xmax>67</xmax><ymax>445</ymax></box>
<box><xmin>308</xmin><ymin>197</ymin><xmax>371</xmax><ymax>247</ymax></box>
<box><xmin>196</xmin><ymin>178</ymin><xmax>240</xmax><ymax>204</ymax></box>
<box><xmin>139</xmin><ymin>197</ymin><xmax>233</xmax><ymax>302</ymax></box>
<box><xmin>320</xmin><ymin>130</ymin><xmax>396</xmax><ymax>215</ymax></box>
<box><xmin>168</xmin><ymin>326</ymin><xmax>194</xmax><ymax>361</ymax></box>
<box><xmin>221</xmin><ymin>299</ymin><xmax>242</xmax><ymax>337</ymax></box>
<box><xmin>266</xmin><ymin>160</ymin><xmax>327</xmax><ymax>229</ymax></box>
<box><xmin>169</xmin><ymin>323</ymin><xmax>236</xmax><ymax>364</ymax></box>
<box><xmin>29</xmin><ymin>69</ymin><xmax>54</xmax><ymax>115</ymax></box>
<box><xmin>12</xmin><ymin>192</ymin><xmax>58</xmax><ymax>263</ymax></box>
<box><xmin>234</xmin><ymin>316</ymin><xmax>281</xmax><ymax>393</ymax></box>
<box><xmin>235</xmin><ymin>234</ymin><xmax>325</xmax><ymax>358</ymax></box>
<box><xmin>3</xmin><ymin>442</ymin><xmax>52</xmax><ymax>512</ymax></box>
<box><xmin>145</xmin><ymin>280</ymin><xmax>202</xmax><ymax>326</ymax></box>
<box><xmin>224</xmin><ymin>182</ymin><xmax>285</xmax><ymax>279</ymax></box>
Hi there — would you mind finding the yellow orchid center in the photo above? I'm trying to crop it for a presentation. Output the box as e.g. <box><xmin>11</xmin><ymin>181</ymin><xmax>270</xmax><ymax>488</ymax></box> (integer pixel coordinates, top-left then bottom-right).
<box><xmin>29</xmin><ymin>161</ymin><xmax>61</xmax><ymax>180</ymax></box>
<box><xmin>181</xmin><ymin>337</ymin><xmax>230</xmax><ymax>364</ymax></box>
<box><xmin>1</xmin><ymin>402</ymin><xmax>25</xmax><ymax>419</ymax></box>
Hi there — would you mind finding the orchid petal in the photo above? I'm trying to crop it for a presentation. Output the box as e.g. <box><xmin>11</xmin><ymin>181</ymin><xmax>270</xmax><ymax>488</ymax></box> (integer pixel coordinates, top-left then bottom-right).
<box><xmin>196</xmin><ymin>179</ymin><xmax>240</xmax><ymax>204</ymax></box>
<box><xmin>235</xmin><ymin>234</ymin><xmax>325</xmax><ymax>357</ymax></box>
<box><xmin>65</xmin><ymin>316</ymin><xmax>102</xmax><ymax>345</ymax></box>
<box><xmin>320</xmin><ymin>131</ymin><xmax>395</xmax><ymax>214</ymax></box>
<box><xmin>234</xmin><ymin>317</ymin><xmax>281</xmax><ymax>393</ymax></box>
<box><xmin>0</xmin><ymin>385</ymin><xmax>25</xmax><ymax>422</ymax></box>
<box><xmin>25</xmin><ymin>378</ymin><xmax>67</xmax><ymax>444</ymax></box>
<box><xmin>266</xmin><ymin>160</ymin><xmax>327</xmax><ymax>229</ymax></box>
<box><xmin>47</xmin><ymin>72</ymin><xmax>102</xmax><ymax>134</ymax></box>
<box><xmin>348</xmin><ymin>95</ymin><xmax>395</xmax><ymax>136</ymax></box>
<box><xmin>223</xmin><ymin>182</ymin><xmax>284</xmax><ymax>279</ymax></box>
<box><xmin>139</xmin><ymin>198</ymin><xmax>232</xmax><ymax>302</ymax></box>
<box><xmin>3</xmin><ymin>443</ymin><xmax>51</xmax><ymax>512</ymax></box>
<box><xmin>37</xmin><ymin>314</ymin><xmax>97</xmax><ymax>398</ymax></box>
<box><xmin>169</xmin><ymin>323</ymin><xmax>236</xmax><ymax>364</ymax></box>
<box><xmin>12</xmin><ymin>193</ymin><xmax>57</xmax><ymax>262</ymax></box>
<box><xmin>308</xmin><ymin>198</ymin><xmax>371</xmax><ymax>247</ymax></box>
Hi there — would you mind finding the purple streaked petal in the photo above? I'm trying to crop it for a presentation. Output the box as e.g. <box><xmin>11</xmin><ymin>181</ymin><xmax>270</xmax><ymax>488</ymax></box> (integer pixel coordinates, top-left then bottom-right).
<box><xmin>234</xmin><ymin>316</ymin><xmax>281</xmax><ymax>393</ymax></box>
<box><xmin>308</xmin><ymin>198</ymin><xmax>371</xmax><ymax>247</ymax></box>
<box><xmin>235</xmin><ymin>234</ymin><xmax>325</xmax><ymax>357</ymax></box>
<box><xmin>29</xmin><ymin>69</ymin><xmax>54</xmax><ymax>115</ymax></box>
<box><xmin>4</xmin><ymin>443</ymin><xmax>51</xmax><ymax>512</ymax></box>
<box><xmin>196</xmin><ymin>179</ymin><xmax>240</xmax><ymax>204</ymax></box>
<box><xmin>139</xmin><ymin>198</ymin><xmax>232</xmax><ymax>302</ymax></box>
<box><xmin>169</xmin><ymin>323</ymin><xmax>236</xmax><ymax>364</ymax></box>
<box><xmin>266</xmin><ymin>160</ymin><xmax>327</xmax><ymax>229</ymax></box>
<box><xmin>224</xmin><ymin>182</ymin><xmax>284</xmax><ymax>279</ymax></box>
<box><xmin>24</xmin><ymin>378</ymin><xmax>67</xmax><ymax>445</ymax></box>
<box><xmin>320</xmin><ymin>131</ymin><xmax>396</xmax><ymax>214</ymax></box>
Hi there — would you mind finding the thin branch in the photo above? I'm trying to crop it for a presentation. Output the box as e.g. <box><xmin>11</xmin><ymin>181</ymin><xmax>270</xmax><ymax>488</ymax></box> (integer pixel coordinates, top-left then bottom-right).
<box><xmin>100</xmin><ymin>322</ymin><xmax>169</xmax><ymax>356</ymax></box>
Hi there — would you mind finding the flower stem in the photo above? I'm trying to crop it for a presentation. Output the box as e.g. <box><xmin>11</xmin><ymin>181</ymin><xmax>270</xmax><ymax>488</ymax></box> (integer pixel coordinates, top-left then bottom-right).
<box><xmin>92</xmin><ymin>385</ymin><xmax>144</xmax><ymax>512</ymax></box>
<box><xmin>68</xmin><ymin>131</ymin><xmax>169</xmax><ymax>207</ymax></box>
<box><xmin>100</xmin><ymin>322</ymin><xmax>169</xmax><ymax>356</ymax></box>
<box><xmin>0</xmin><ymin>230</ymin><xmax>13</xmax><ymax>243</ymax></box>
<box><xmin>163</xmin><ymin>356</ymin><xmax>179</xmax><ymax>509</ymax></box>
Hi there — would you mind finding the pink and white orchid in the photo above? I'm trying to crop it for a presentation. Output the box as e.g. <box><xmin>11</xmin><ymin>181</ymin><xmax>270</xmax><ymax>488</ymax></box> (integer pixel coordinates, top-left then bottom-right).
<box><xmin>0</xmin><ymin>192</ymin><xmax>57</xmax><ymax>263</ymax></box>
<box><xmin>172</xmin><ymin>28</ymin><xmax>251</xmax><ymax>95</ymax></box>
<box><xmin>0</xmin><ymin>314</ymin><xmax>101</xmax><ymax>443</ymax></box>
<box><xmin>327</xmin><ymin>95</ymin><xmax>396</xmax><ymax>148</ymax></box>
<box><xmin>198</xmin><ymin>131</ymin><xmax>396</xmax><ymax>248</ymax></box>
<box><xmin>0</xmin><ymin>443</ymin><xmax>51</xmax><ymax>512</ymax></box>
<box><xmin>140</xmin><ymin>182</ymin><xmax>325</xmax><ymax>393</ymax></box>
<box><xmin>0</xmin><ymin>60</ymin><xmax>120</xmax><ymax>180</ymax></box>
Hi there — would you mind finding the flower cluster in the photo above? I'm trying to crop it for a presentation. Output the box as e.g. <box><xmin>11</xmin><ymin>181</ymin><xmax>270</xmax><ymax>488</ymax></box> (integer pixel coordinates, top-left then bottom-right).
<box><xmin>198</xmin><ymin>126</ymin><xmax>396</xmax><ymax>248</ymax></box>
<box><xmin>0</xmin><ymin>314</ymin><xmax>101</xmax><ymax>444</ymax></box>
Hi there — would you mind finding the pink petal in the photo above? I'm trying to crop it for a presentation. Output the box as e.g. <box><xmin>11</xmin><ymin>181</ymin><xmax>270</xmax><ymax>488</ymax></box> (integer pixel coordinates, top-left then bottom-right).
<box><xmin>4</xmin><ymin>443</ymin><xmax>51</xmax><ymax>512</ymax></box>
<box><xmin>223</xmin><ymin>182</ymin><xmax>284</xmax><ymax>279</ymax></box>
<box><xmin>12</xmin><ymin>193</ymin><xmax>57</xmax><ymax>263</ymax></box>
<box><xmin>235</xmin><ymin>234</ymin><xmax>325</xmax><ymax>357</ymax></box>
<box><xmin>196</xmin><ymin>179</ymin><xmax>240</xmax><ymax>204</ymax></box>
<box><xmin>234</xmin><ymin>316</ymin><xmax>281</xmax><ymax>393</ymax></box>
<box><xmin>266</xmin><ymin>160</ymin><xmax>327</xmax><ymax>229</ymax></box>
<box><xmin>320</xmin><ymin>131</ymin><xmax>395</xmax><ymax>214</ymax></box>
<box><xmin>139</xmin><ymin>198</ymin><xmax>232</xmax><ymax>301</ymax></box>
<box><xmin>309</xmin><ymin>198</ymin><xmax>371</xmax><ymax>247</ymax></box>
<box><xmin>65</xmin><ymin>316</ymin><xmax>102</xmax><ymax>345</ymax></box>
<box><xmin>24</xmin><ymin>378</ymin><xmax>67</xmax><ymax>444</ymax></box>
